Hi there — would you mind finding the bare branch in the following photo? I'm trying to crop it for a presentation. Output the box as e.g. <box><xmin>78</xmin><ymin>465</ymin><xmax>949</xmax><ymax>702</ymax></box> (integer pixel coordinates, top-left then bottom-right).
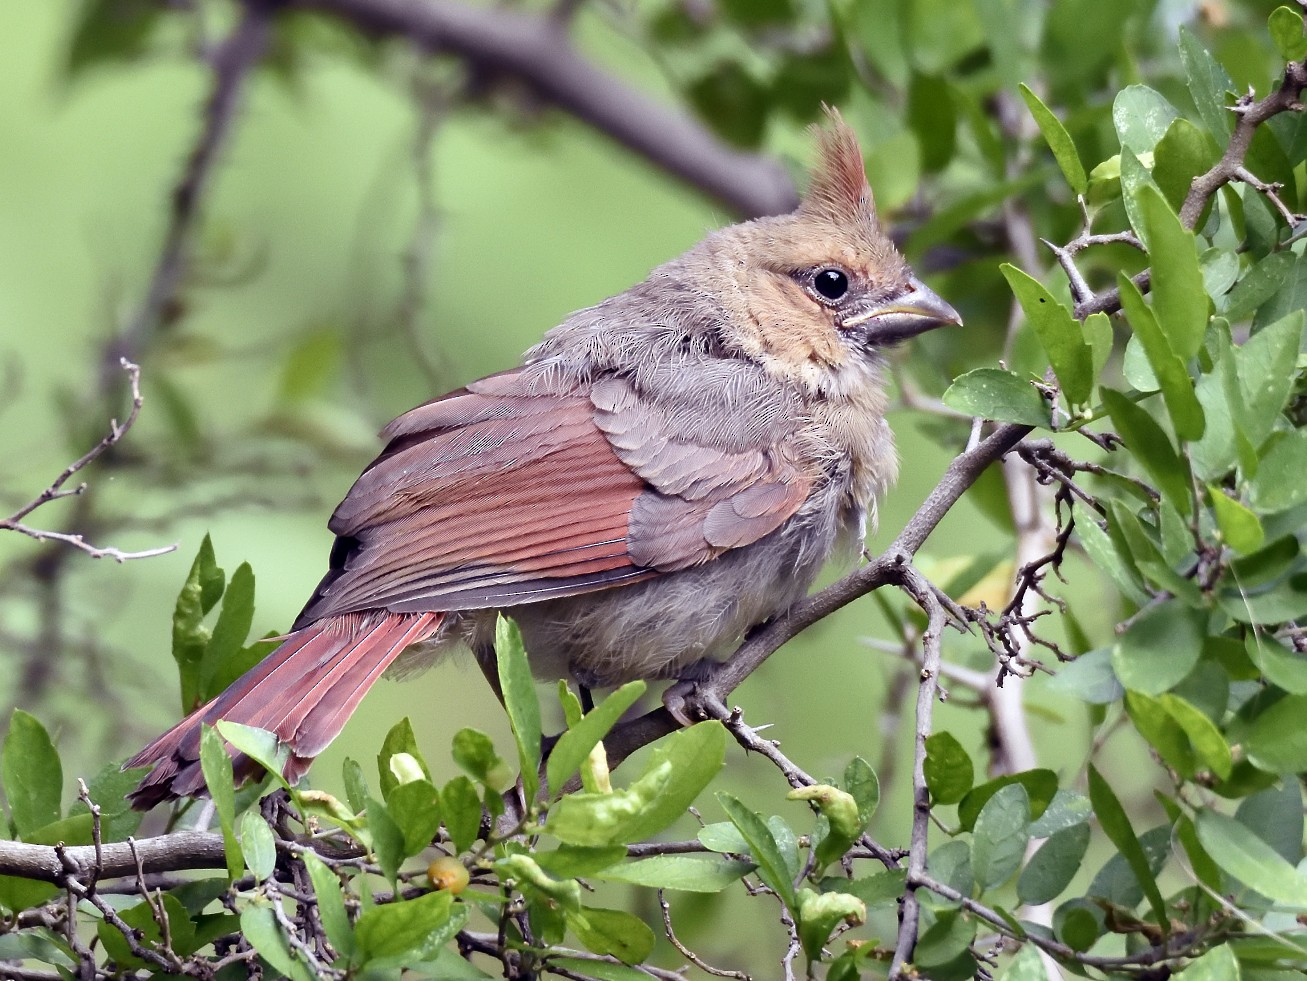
<box><xmin>105</xmin><ymin>0</ymin><xmax>274</xmax><ymax>378</ymax></box>
<box><xmin>888</xmin><ymin>565</ymin><xmax>946</xmax><ymax>979</ymax></box>
<box><xmin>285</xmin><ymin>0</ymin><xmax>799</xmax><ymax>218</ymax></box>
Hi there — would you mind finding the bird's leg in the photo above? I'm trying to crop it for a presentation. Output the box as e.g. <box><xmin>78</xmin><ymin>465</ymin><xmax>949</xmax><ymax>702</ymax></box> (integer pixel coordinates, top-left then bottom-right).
<box><xmin>579</xmin><ymin>684</ymin><xmax>596</xmax><ymax>714</ymax></box>
<box><xmin>661</xmin><ymin>657</ymin><xmax>726</xmax><ymax>727</ymax></box>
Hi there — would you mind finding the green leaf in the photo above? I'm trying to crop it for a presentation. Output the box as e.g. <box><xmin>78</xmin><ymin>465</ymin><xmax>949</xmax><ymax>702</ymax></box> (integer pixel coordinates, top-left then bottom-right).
<box><xmin>66</xmin><ymin>0</ymin><xmax>162</xmax><ymax>80</ymax></box>
<box><xmin>796</xmin><ymin>888</ymin><xmax>867</xmax><ymax>961</ymax></box>
<box><xmin>1239</xmin><ymin>310</ymin><xmax>1305</xmax><ymax>447</ymax></box>
<box><xmin>843</xmin><ymin>756</ymin><xmax>880</xmax><ymax>825</ymax></box>
<box><xmin>924</xmin><ymin>731</ymin><xmax>975</xmax><ymax>805</ymax></box>
<box><xmin>496</xmin><ymin>616</ymin><xmax>541</xmax><ymax>802</ymax></box>
<box><xmin>440</xmin><ymin>776</ymin><xmax>481</xmax><ymax>854</ymax></box>
<box><xmin>1250</xmin><ymin>430</ymin><xmax>1307</xmax><ymax>514</ymax></box>
<box><xmin>2</xmin><ymin>710</ymin><xmax>62</xmax><ymax>837</ymax></box>
<box><xmin>1177</xmin><ymin>945</ymin><xmax>1242</xmax><ymax>981</ymax></box>
<box><xmin>533</xmin><ymin>844</ymin><xmax>628</xmax><ymax>878</ymax></box>
<box><xmin>497</xmin><ymin>853</ymin><xmax>582</xmax><ymax>912</ymax></box>
<box><xmin>377</xmin><ymin>718</ymin><xmax>430</xmax><ymax>800</ymax></box>
<box><xmin>565</xmin><ymin>906</ymin><xmax>655</xmax><ymax>966</ymax></box>
<box><xmin>1246</xmin><ymin>633</ymin><xmax>1307</xmax><ymax>694</ymax></box>
<box><xmin>999</xmin><ymin>942</ymin><xmax>1054</xmax><ymax>981</ymax></box>
<box><xmin>1236</xmin><ymin>782</ymin><xmax>1304</xmax><ymax>865</ymax></box>
<box><xmin>1244</xmin><ymin>694</ymin><xmax>1307</xmax><ymax>773</ymax></box>
<box><xmin>1100</xmin><ymin>388</ymin><xmax>1192</xmax><ymax>516</ymax></box>
<box><xmin>367</xmin><ymin>794</ymin><xmax>406</xmax><ymax>884</ymax></box>
<box><xmin>698</xmin><ymin>821</ymin><xmax>749</xmax><ymax>854</ymax></box>
<box><xmin>302</xmin><ymin>851</ymin><xmax>354</xmax><ymax>958</ymax></box>
<box><xmin>1054</xmin><ymin>899</ymin><xmax>1103</xmax><ymax>952</ymax></box>
<box><xmin>958</xmin><ymin>770</ymin><xmax>1057</xmax><ymax>832</ymax></box>
<box><xmin>1196</xmin><ymin>809</ymin><xmax>1307</xmax><ymax>908</ymax></box>
<box><xmin>241</xmin><ymin>905</ymin><xmax>315</xmax><ymax>981</ymax></box>
<box><xmin>545</xmin><ymin>722</ymin><xmax>725</xmax><ymax>846</ymax></box>
<box><xmin>450</xmin><ymin>728</ymin><xmax>513</xmax><ymax>793</ymax></box>
<box><xmin>1087</xmin><ymin>764</ymin><xmax>1168</xmax><ymax>928</ymax></box>
<box><xmin>238</xmin><ymin>811</ymin><xmax>277</xmax><ymax>881</ymax></box>
<box><xmin>597</xmin><ymin>853</ymin><xmax>755</xmax><ymax>892</ymax></box>
<box><xmin>1073</xmin><ymin>520</ymin><xmax>1150</xmax><ymax>606</ymax></box>
<box><xmin>685</xmin><ymin>61</ymin><xmax>769</xmax><ymax>148</ymax></box>
<box><xmin>1112</xmin><ymin>602</ymin><xmax>1204</xmax><ymax>696</ymax></box>
<box><xmin>199</xmin><ymin>725</ymin><xmax>242</xmax><ymax>879</ymax></box>
<box><xmin>387</xmin><ymin>779</ymin><xmax>443</xmax><ymax>857</ymax></box>
<box><xmin>942</xmin><ymin>367</ymin><xmax>1051</xmax><ymax>426</ymax></box>
<box><xmin>98</xmin><ymin>894</ymin><xmax>198</xmax><ymax>970</ymax></box>
<box><xmin>1222</xmin><ymin>253</ymin><xmax>1294</xmax><ymax>321</ymax></box>
<box><xmin>1018</xmin><ymin>823</ymin><xmax>1091</xmax><ymax>905</ymax></box>
<box><xmin>716</xmin><ymin>792</ymin><xmax>798</xmax><ymax>910</ymax></box>
<box><xmin>1270</xmin><ymin>6</ymin><xmax>1307</xmax><ymax>61</ymax></box>
<box><xmin>914</xmin><ymin>905</ymin><xmax>977</xmax><ymax>969</ymax></box>
<box><xmin>1018</xmin><ymin>84</ymin><xmax>1086</xmax><ymax>194</ymax></box>
<box><xmin>215</xmin><ymin>721</ymin><xmax>289</xmax><ymax>789</ymax></box>
<box><xmin>789</xmin><ymin>784</ymin><xmax>864</xmax><ymax>869</ymax></box>
<box><xmin>927</xmin><ymin>838</ymin><xmax>974</xmax><ymax>896</ymax></box>
<box><xmin>971</xmin><ymin>784</ymin><xmax>1030</xmax><ymax>890</ymax></box>
<box><xmin>1001</xmin><ymin>265</ymin><xmax>1092</xmax><ymax>406</ymax></box>
<box><xmin>1046</xmin><ymin>646</ymin><xmax>1125</xmax><ymax>704</ymax></box>
<box><xmin>1178</xmin><ymin>26</ymin><xmax>1234</xmax><ymax>137</ymax></box>
<box><xmin>1209</xmin><ymin>487</ymin><xmax>1265</xmax><ymax>555</ymax></box>
<box><xmin>1029</xmin><ymin>789</ymin><xmax>1092</xmax><ymax>837</ymax></box>
<box><xmin>1157</xmin><ymin>693</ymin><xmax>1233</xmax><ymax>780</ymax></box>
<box><xmin>278</xmin><ymin>328</ymin><xmax>343</xmax><ymax>403</ymax></box>
<box><xmin>907</xmin><ymin>73</ymin><xmax>958</xmax><ymax>173</ymax></box>
<box><xmin>355</xmin><ymin>889</ymin><xmax>457</xmax><ymax>967</ymax></box>
<box><xmin>1116</xmin><ymin>274</ymin><xmax>1204</xmax><ymax>441</ymax></box>
<box><xmin>1113</xmin><ymin>85</ymin><xmax>1181</xmax><ymax>155</ymax></box>
<box><xmin>172</xmin><ymin>535</ymin><xmax>225</xmax><ymax>712</ymax></box>
<box><xmin>1154</xmin><ymin>119</ymin><xmax>1219</xmax><ymax>214</ymax></box>
<box><xmin>1121</xmin><ymin>147</ymin><xmax>1161</xmax><ymax>251</ymax></box>
<box><xmin>1126</xmin><ymin>691</ymin><xmax>1196</xmax><ymax>777</ymax></box>
<box><xmin>545</xmin><ymin>958</ymin><xmax>648</xmax><ymax>981</ymax></box>
<box><xmin>199</xmin><ymin>563</ymin><xmax>255</xmax><ymax>699</ymax></box>
<box><xmin>1138</xmin><ymin>185</ymin><xmax>1209</xmax><ymax>359</ymax></box>
<box><xmin>547</xmin><ymin>681</ymin><xmax>645</xmax><ymax>796</ymax></box>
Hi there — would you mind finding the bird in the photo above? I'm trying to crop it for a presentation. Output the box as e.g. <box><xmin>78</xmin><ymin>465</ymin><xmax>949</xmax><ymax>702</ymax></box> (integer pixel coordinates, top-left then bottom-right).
<box><xmin>125</xmin><ymin>111</ymin><xmax>961</xmax><ymax>808</ymax></box>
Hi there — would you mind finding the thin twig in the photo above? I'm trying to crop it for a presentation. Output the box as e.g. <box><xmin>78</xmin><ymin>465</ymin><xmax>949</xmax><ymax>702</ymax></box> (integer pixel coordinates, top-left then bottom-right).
<box><xmin>0</xmin><ymin>361</ymin><xmax>176</xmax><ymax>562</ymax></box>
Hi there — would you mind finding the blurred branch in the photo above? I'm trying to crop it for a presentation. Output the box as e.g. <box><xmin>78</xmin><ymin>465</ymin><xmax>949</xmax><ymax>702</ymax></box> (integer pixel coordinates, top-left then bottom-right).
<box><xmin>105</xmin><ymin>0</ymin><xmax>274</xmax><ymax>382</ymax></box>
<box><xmin>0</xmin><ymin>360</ymin><xmax>175</xmax><ymax>563</ymax></box>
<box><xmin>284</xmin><ymin>0</ymin><xmax>800</xmax><ymax>218</ymax></box>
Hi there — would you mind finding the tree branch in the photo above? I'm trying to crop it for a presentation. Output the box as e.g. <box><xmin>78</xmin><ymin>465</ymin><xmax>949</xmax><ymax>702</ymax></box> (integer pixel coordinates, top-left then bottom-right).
<box><xmin>284</xmin><ymin>0</ymin><xmax>799</xmax><ymax>218</ymax></box>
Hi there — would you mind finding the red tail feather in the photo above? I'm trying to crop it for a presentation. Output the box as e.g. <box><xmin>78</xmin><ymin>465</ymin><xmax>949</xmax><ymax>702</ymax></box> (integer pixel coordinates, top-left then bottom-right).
<box><xmin>126</xmin><ymin>611</ymin><xmax>442</xmax><ymax>809</ymax></box>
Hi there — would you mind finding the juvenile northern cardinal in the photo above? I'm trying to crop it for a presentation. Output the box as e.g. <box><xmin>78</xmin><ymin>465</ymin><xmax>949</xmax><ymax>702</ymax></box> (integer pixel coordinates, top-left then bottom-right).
<box><xmin>126</xmin><ymin>112</ymin><xmax>960</xmax><ymax>808</ymax></box>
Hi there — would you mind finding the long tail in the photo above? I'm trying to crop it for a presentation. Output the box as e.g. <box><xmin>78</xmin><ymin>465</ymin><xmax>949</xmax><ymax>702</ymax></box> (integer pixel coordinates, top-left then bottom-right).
<box><xmin>126</xmin><ymin>611</ymin><xmax>443</xmax><ymax>809</ymax></box>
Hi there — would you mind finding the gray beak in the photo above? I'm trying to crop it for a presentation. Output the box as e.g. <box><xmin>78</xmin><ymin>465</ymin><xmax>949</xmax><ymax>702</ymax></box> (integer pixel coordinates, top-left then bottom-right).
<box><xmin>842</xmin><ymin>277</ymin><xmax>962</xmax><ymax>346</ymax></box>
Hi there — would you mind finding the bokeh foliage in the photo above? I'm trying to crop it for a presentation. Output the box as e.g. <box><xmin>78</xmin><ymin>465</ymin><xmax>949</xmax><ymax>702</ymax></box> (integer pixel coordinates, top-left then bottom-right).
<box><xmin>4</xmin><ymin>0</ymin><xmax>1307</xmax><ymax>978</ymax></box>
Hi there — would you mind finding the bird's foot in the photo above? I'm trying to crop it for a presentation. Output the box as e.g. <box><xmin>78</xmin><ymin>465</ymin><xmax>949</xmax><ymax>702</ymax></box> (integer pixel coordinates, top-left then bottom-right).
<box><xmin>662</xmin><ymin>679</ymin><xmax>728</xmax><ymax>727</ymax></box>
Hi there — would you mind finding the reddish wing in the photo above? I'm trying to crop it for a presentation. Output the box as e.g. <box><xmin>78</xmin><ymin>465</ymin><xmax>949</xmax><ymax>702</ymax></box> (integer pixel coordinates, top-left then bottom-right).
<box><xmin>296</xmin><ymin>367</ymin><xmax>816</xmax><ymax>625</ymax></box>
<box><xmin>295</xmin><ymin>372</ymin><xmax>656</xmax><ymax>624</ymax></box>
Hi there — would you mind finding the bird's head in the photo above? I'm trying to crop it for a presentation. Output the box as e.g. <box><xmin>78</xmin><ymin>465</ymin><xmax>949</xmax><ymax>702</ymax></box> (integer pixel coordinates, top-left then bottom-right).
<box><xmin>699</xmin><ymin>110</ymin><xmax>961</xmax><ymax>394</ymax></box>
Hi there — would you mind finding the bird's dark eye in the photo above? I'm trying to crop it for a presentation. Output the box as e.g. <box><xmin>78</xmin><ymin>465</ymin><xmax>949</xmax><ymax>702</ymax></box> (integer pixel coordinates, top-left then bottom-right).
<box><xmin>814</xmin><ymin>268</ymin><xmax>850</xmax><ymax>301</ymax></box>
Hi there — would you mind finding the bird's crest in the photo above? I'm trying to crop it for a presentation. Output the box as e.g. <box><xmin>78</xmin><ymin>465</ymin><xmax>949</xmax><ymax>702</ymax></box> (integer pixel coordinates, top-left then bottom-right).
<box><xmin>800</xmin><ymin>107</ymin><xmax>876</xmax><ymax>224</ymax></box>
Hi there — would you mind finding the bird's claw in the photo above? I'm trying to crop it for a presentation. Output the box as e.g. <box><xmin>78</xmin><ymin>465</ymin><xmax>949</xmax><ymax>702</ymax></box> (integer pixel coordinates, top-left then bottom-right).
<box><xmin>662</xmin><ymin>680</ymin><xmax>727</xmax><ymax>727</ymax></box>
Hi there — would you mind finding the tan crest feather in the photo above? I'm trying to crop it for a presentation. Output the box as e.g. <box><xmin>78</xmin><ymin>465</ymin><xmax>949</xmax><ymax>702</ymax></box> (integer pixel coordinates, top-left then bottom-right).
<box><xmin>801</xmin><ymin>107</ymin><xmax>875</xmax><ymax>222</ymax></box>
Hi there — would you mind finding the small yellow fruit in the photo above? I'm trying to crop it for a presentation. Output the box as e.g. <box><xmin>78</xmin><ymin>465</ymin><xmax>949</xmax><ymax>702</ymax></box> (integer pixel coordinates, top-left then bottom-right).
<box><xmin>427</xmin><ymin>856</ymin><xmax>470</xmax><ymax>894</ymax></box>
